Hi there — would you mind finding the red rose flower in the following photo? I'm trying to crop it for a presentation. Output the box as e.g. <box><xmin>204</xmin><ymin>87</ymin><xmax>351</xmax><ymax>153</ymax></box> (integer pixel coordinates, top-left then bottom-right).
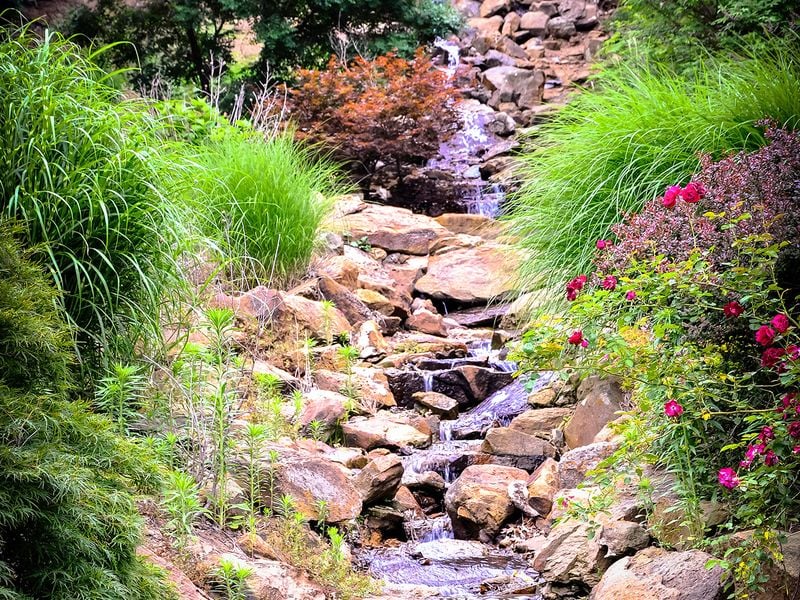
<box><xmin>762</xmin><ymin>347</ymin><xmax>787</xmax><ymax>368</ymax></box>
<box><xmin>596</xmin><ymin>239</ymin><xmax>610</xmax><ymax>250</ymax></box>
<box><xmin>625</xmin><ymin>290</ymin><xmax>637</xmax><ymax>301</ymax></box>
<box><xmin>680</xmin><ymin>181</ymin><xmax>705</xmax><ymax>203</ymax></box>
<box><xmin>764</xmin><ymin>450</ymin><xmax>779</xmax><ymax>466</ymax></box>
<box><xmin>723</xmin><ymin>301</ymin><xmax>744</xmax><ymax>318</ymax></box>
<box><xmin>718</xmin><ymin>467</ymin><xmax>739</xmax><ymax>489</ymax></box>
<box><xmin>662</xmin><ymin>185</ymin><xmax>681</xmax><ymax>209</ymax></box>
<box><xmin>568</xmin><ymin>330</ymin><xmax>585</xmax><ymax>346</ymax></box>
<box><xmin>789</xmin><ymin>422</ymin><xmax>800</xmax><ymax>439</ymax></box>
<box><xmin>771</xmin><ymin>313</ymin><xmax>791</xmax><ymax>334</ymax></box>
<box><xmin>755</xmin><ymin>325</ymin><xmax>777</xmax><ymax>347</ymax></box>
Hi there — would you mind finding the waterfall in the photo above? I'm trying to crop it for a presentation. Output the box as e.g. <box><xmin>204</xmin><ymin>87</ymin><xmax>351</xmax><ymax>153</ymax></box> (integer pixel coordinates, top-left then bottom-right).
<box><xmin>433</xmin><ymin>38</ymin><xmax>460</xmax><ymax>78</ymax></box>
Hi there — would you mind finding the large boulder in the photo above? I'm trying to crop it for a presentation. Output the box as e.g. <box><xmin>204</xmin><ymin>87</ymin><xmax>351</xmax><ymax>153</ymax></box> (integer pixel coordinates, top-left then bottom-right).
<box><xmin>526</xmin><ymin>457</ymin><xmax>559</xmax><ymax>515</ymax></box>
<box><xmin>481</xmin><ymin>427</ymin><xmax>556</xmax><ymax>459</ymax></box>
<box><xmin>519</xmin><ymin>11</ymin><xmax>550</xmax><ymax>36</ymax></box>
<box><xmin>242</xmin><ymin>450</ymin><xmax>362</xmax><ymax>523</ymax></box>
<box><xmin>510</xmin><ymin>407</ymin><xmax>571</xmax><ymax>438</ymax></box>
<box><xmin>413</xmin><ymin>391</ymin><xmax>460</xmax><ymax>419</ymax></box>
<box><xmin>558</xmin><ymin>442</ymin><xmax>618</xmax><ymax>489</ymax></box>
<box><xmin>533</xmin><ymin>520</ymin><xmax>614</xmax><ymax>591</ymax></box>
<box><xmin>414</xmin><ymin>243</ymin><xmax>520</xmax><ymax>305</ymax></box>
<box><xmin>564</xmin><ymin>377</ymin><xmax>624</xmax><ymax>449</ymax></box>
<box><xmin>273</xmin><ymin>293</ymin><xmax>352</xmax><ymax>340</ymax></box>
<box><xmin>342</xmin><ymin>412</ymin><xmax>432</xmax><ymax>450</ymax></box>
<box><xmin>589</xmin><ymin>547</ymin><xmax>727</xmax><ymax>600</ymax></box>
<box><xmin>298</xmin><ymin>389</ymin><xmax>349</xmax><ymax>433</ymax></box>
<box><xmin>481</xmin><ymin>66</ymin><xmax>545</xmax><ymax>109</ymax></box>
<box><xmin>445</xmin><ymin>464</ymin><xmax>528</xmax><ymax>540</ymax></box>
<box><xmin>315</xmin><ymin>367</ymin><xmax>396</xmax><ymax>409</ymax></box>
<box><xmin>339</xmin><ymin>203</ymin><xmax>449</xmax><ymax>255</ymax></box>
<box><xmin>479</xmin><ymin>0</ymin><xmax>509</xmax><ymax>18</ymax></box>
<box><xmin>354</xmin><ymin>454</ymin><xmax>404</xmax><ymax>505</ymax></box>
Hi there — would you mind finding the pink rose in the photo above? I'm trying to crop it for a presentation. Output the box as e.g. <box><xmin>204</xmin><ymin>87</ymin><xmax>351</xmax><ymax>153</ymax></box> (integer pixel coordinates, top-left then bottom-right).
<box><xmin>755</xmin><ymin>325</ymin><xmax>777</xmax><ymax>347</ymax></box>
<box><xmin>718</xmin><ymin>467</ymin><xmax>739</xmax><ymax>489</ymax></box>
<box><xmin>662</xmin><ymin>185</ymin><xmax>681</xmax><ymax>209</ymax></box>
<box><xmin>771</xmin><ymin>313</ymin><xmax>790</xmax><ymax>334</ymax></box>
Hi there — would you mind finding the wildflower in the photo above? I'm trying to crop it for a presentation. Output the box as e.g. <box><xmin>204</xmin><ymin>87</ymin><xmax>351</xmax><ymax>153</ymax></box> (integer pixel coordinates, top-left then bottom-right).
<box><xmin>771</xmin><ymin>313</ymin><xmax>791</xmax><ymax>334</ymax></box>
<box><xmin>755</xmin><ymin>325</ymin><xmax>777</xmax><ymax>347</ymax></box>
<box><xmin>596</xmin><ymin>239</ymin><xmax>610</xmax><ymax>250</ymax></box>
<box><xmin>568</xmin><ymin>330</ymin><xmax>585</xmax><ymax>346</ymax></box>
<box><xmin>723</xmin><ymin>301</ymin><xmax>744</xmax><ymax>318</ymax></box>
<box><xmin>764</xmin><ymin>450</ymin><xmax>779</xmax><ymax>466</ymax></box>
<box><xmin>664</xmin><ymin>399</ymin><xmax>684</xmax><ymax>418</ymax></box>
<box><xmin>662</xmin><ymin>185</ymin><xmax>681</xmax><ymax>208</ymax></box>
<box><xmin>777</xmin><ymin>393</ymin><xmax>797</xmax><ymax>414</ymax></box>
<box><xmin>718</xmin><ymin>467</ymin><xmax>740</xmax><ymax>489</ymax></box>
<box><xmin>793</xmin><ymin>446</ymin><xmax>800</xmax><ymax>454</ymax></box>
<box><xmin>566</xmin><ymin>274</ymin><xmax>588</xmax><ymax>301</ymax></box>
<box><xmin>788</xmin><ymin>345</ymin><xmax>800</xmax><ymax>360</ymax></box>
<box><xmin>789</xmin><ymin>422</ymin><xmax>800</xmax><ymax>439</ymax></box>
<box><xmin>761</xmin><ymin>347</ymin><xmax>787</xmax><ymax>368</ymax></box>
<box><xmin>601</xmin><ymin>275</ymin><xmax>617</xmax><ymax>291</ymax></box>
<box><xmin>680</xmin><ymin>181</ymin><xmax>705</xmax><ymax>203</ymax></box>
<box><xmin>625</xmin><ymin>290</ymin><xmax>637</xmax><ymax>301</ymax></box>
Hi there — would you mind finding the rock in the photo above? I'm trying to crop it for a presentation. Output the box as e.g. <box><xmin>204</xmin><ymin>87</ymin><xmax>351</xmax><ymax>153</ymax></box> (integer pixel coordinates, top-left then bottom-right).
<box><xmin>576</xmin><ymin>3</ymin><xmax>599</xmax><ymax>30</ymax></box>
<box><xmin>406</xmin><ymin>308</ymin><xmax>450</xmax><ymax>337</ymax></box>
<box><xmin>340</xmin><ymin>203</ymin><xmax>449</xmax><ymax>255</ymax></box>
<box><xmin>479</xmin><ymin>0</ymin><xmax>510</xmax><ymax>18</ymax></box>
<box><xmin>402</xmin><ymin>470</ymin><xmax>446</xmax><ymax>493</ymax></box>
<box><xmin>447</xmin><ymin>304</ymin><xmax>511</xmax><ymax>328</ymax></box>
<box><xmin>357</xmin><ymin>320</ymin><xmax>390</xmax><ymax>359</ymax></box>
<box><xmin>486</xmin><ymin>111</ymin><xmax>516</xmax><ymax>136</ymax></box>
<box><xmin>430</xmin><ymin>233</ymin><xmax>484</xmax><ymax>255</ymax></box>
<box><xmin>298</xmin><ymin>389</ymin><xmax>349</xmax><ymax>433</ymax></box>
<box><xmin>445</xmin><ymin>464</ymin><xmax>529</xmax><ymax>540</ymax></box>
<box><xmin>558</xmin><ymin>442</ymin><xmax>618</xmax><ymax>489</ymax></box>
<box><xmin>316</xmin><ymin>255</ymin><xmax>359</xmax><ymax>289</ymax></box>
<box><xmin>589</xmin><ymin>547</ymin><xmax>727</xmax><ymax>600</ymax></box>
<box><xmin>534</xmin><ymin>520</ymin><xmax>613</xmax><ymax>590</ymax></box>
<box><xmin>244</xmin><ymin>450</ymin><xmax>362</xmax><ymax>523</ymax></box>
<box><xmin>392</xmin><ymin>485</ymin><xmax>425</xmax><ymax>517</ymax></box>
<box><xmin>413</xmin><ymin>391</ymin><xmax>460</xmax><ymax>419</ymax></box>
<box><xmin>354</xmin><ymin>454</ymin><xmax>404</xmax><ymax>505</ymax></box>
<box><xmin>355</xmin><ymin>288</ymin><xmax>396</xmax><ymax>316</ymax></box>
<box><xmin>434</xmin><ymin>213</ymin><xmax>506</xmax><ymax>239</ymax></box>
<box><xmin>415</xmin><ymin>243</ymin><xmax>520</xmax><ymax>305</ymax></box>
<box><xmin>501</xmin><ymin>12</ymin><xmax>520</xmax><ymax>36</ymax></box>
<box><xmin>315</xmin><ymin>367</ymin><xmax>396</xmax><ymax>409</ymax></box>
<box><xmin>519</xmin><ymin>11</ymin><xmax>550</xmax><ymax>36</ymax></box>
<box><xmin>481</xmin><ymin>66</ymin><xmax>545</xmax><ymax>109</ymax></box>
<box><xmin>201</xmin><ymin>553</ymin><xmax>327</xmax><ymax>600</ymax></box>
<box><xmin>251</xmin><ymin>360</ymin><xmax>300</xmax><ymax>392</ymax></box>
<box><xmin>274</xmin><ymin>293</ymin><xmax>352</xmax><ymax>340</ymax></box>
<box><xmin>597</xmin><ymin>520</ymin><xmax>650</xmax><ymax>558</ymax></box>
<box><xmin>138</xmin><ymin>546</ymin><xmax>212</xmax><ymax>600</ymax></box>
<box><xmin>547</xmin><ymin>16</ymin><xmax>577</xmax><ymax>39</ymax></box>
<box><xmin>528</xmin><ymin>386</ymin><xmax>558</xmax><ymax>407</ymax></box>
<box><xmin>342</xmin><ymin>412</ymin><xmax>432</xmax><ymax>450</ymax></box>
<box><xmin>317</xmin><ymin>275</ymin><xmax>374</xmax><ymax>329</ymax></box>
<box><xmin>481</xmin><ymin>427</ymin><xmax>556</xmax><ymax>459</ymax></box>
<box><xmin>467</xmin><ymin>15</ymin><xmax>505</xmax><ymax>37</ymax></box>
<box><xmin>565</xmin><ymin>377</ymin><xmax>624</xmax><ymax>449</ymax></box>
<box><xmin>432</xmin><ymin>366</ymin><xmax>514</xmax><ymax>407</ymax></box>
<box><xmin>510</xmin><ymin>407</ymin><xmax>571</xmax><ymax>437</ymax></box>
<box><xmin>728</xmin><ymin>530</ymin><xmax>800</xmax><ymax>599</ymax></box>
<box><xmin>526</xmin><ymin>457</ymin><xmax>559</xmax><ymax>514</ymax></box>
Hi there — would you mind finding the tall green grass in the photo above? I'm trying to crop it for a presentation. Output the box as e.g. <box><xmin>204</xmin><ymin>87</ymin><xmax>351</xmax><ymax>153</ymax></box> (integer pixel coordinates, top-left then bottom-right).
<box><xmin>0</xmin><ymin>25</ymin><xmax>185</xmax><ymax>366</ymax></box>
<box><xmin>190</xmin><ymin>131</ymin><xmax>347</xmax><ymax>287</ymax></box>
<box><xmin>505</xmin><ymin>43</ymin><xmax>800</xmax><ymax>305</ymax></box>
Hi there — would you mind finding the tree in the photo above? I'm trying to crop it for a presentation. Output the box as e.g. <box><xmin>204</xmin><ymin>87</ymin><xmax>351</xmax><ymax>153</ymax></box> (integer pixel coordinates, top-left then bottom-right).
<box><xmin>289</xmin><ymin>50</ymin><xmax>460</xmax><ymax>197</ymax></box>
<box><xmin>63</xmin><ymin>0</ymin><xmax>461</xmax><ymax>89</ymax></box>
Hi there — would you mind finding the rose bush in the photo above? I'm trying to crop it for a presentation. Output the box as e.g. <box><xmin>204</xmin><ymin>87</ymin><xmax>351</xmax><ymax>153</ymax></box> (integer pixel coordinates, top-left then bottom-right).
<box><xmin>514</xmin><ymin>128</ymin><xmax>800</xmax><ymax>595</ymax></box>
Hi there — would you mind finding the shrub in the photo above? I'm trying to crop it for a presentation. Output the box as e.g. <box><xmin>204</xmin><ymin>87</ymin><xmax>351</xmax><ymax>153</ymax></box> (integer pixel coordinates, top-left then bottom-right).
<box><xmin>289</xmin><ymin>50</ymin><xmax>460</xmax><ymax>197</ymax></box>
<box><xmin>0</xmin><ymin>25</ymin><xmax>184</xmax><ymax>366</ymax></box>
<box><xmin>0</xmin><ymin>225</ymin><xmax>171</xmax><ymax>600</ymax></box>
<box><xmin>189</xmin><ymin>129</ymin><xmax>345</xmax><ymax>287</ymax></box>
<box><xmin>514</xmin><ymin>142</ymin><xmax>800</xmax><ymax>594</ymax></box>
<box><xmin>610</xmin><ymin>0</ymin><xmax>799</xmax><ymax>67</ymax></box>
<box><xmin>505</xmin><ymin>45</ymin><xmax>800</xmax><ymax>306</ymax></box>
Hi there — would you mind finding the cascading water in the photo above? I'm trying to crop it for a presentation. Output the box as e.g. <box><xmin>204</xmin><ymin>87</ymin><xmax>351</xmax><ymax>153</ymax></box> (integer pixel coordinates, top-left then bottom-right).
<box><xmin>433</xmin><ymin>37</ymin><xmax>460</xmax><ymax>78</ymax></box>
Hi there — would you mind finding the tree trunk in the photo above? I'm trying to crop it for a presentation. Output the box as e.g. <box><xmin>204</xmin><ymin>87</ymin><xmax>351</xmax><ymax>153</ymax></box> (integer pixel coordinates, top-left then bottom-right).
<box><xmin>186</xmin><ymin>26</ymin><xmax>209</xmax><ymax>93</ymax></box>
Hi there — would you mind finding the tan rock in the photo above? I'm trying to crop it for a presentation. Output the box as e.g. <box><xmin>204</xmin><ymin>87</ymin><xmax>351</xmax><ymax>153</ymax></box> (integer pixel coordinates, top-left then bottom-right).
<box><xmin>274</xmin><ymin>293</ymin><xmax>352</xmax><ymax>340</ymax></box>
<box><xmin>315</xmin><ymin>367</ymin><xmax>396</xmax><ymax>409</ymax></box>
<box><xmin>481</xmin><ymin>427</ymin><xmax>556</xmax><ymax>458</ymax></box>
<box><xmin>528</xmin><ymin>386</ymin><xmax>558</xmax><ymax>407</ymax></box>
<box><xmin>298</xmin><ymin>389</ymin><xmax>349</xmax><ymax>432</ymax></box>
<box><xmin>316</xmin><ymin>255</ymin><xmax>360</xmax><ymax>289</ymax></box>
<box><xmin>589</xmin><ymin>547</ymin><xmax>726</xmax><ymax>600</ymax></box>
<box><xmin>357</xmin><ymin>320</ymin><xmax>389</xmax><ymax>359</ymax></box>
<box><xmin>355</xmin><ymin>288</ymin><xmax>395</xmax><ymax>316</ymax></box>
<box><xmin>565</xmin><ymin>377</ymin><xmax>624</xmax><ymax>449</ymax></box>
<box><xmin>502</xmin><ymin>11</ymin><xmax>520</xmax><ymax>35</ymax></box>
<box><xmin>445</xmin><ymin>464</ymin><xmax>529</xmax><ymax>540</ymax></box>
<box><xmin>406</xmin><ymin>308</ymin><xmax>450</xmax><ymax>337</ymax></box>
<box><xmin>479</xmin><ymin>0</ymin><xmax>510</xmax><ymax>18</ymax></box>
<box><xmin>392</xmin><ymin>485</ymin><xmax>425</xmax><ymax>517</ymax></box>
<box><xmin>510</xmin><ymin>407</ymin><xmax>571</xmax><ymax>437</ymax></box>
<box><xmin>519</xmin><ymin>10</ymin><xmax>550</xmax><ymax>36</ymax></box>
<box><xmin>467</xmin><ymin>15</ymin><xmax>504</xmax><ymax>36</ymax></box>
<box><xmin>317</xmin><ymin>275</ymin><xmax>374</xmax><ymax>329</ymax></box>
<box><xmin>415</xmin><ymin>243</ymin><xmax>520</xmax><ymax>304</ymax></box>
<box><xmin>354</xmin><ymin>454</ymin><xmax>404</xmax><ymax>505</ymax></box>
<box><xmin>434</xmin><ymin>213</ymin><xmax>506</xmax><ymax>239</ymax></box>
<box><xmin>526</xmin><ymin>457</ymin><xmax>559</xmax><ymax>514</ymax></box>
<box><xmin>339</xmin><ymin>203</ymin><xmax>449</xmax><ymax>255</ymax></box>
<box><xmin>533</xmin><ymin>519</ymin><xmax>613</xmax><ymax>587</ymax></box>
<box><xmin>558</xmin><ymin>442</ymin><xmax>618</xmax><ymax>489</ymax></box>
<box><xmin>342</xmin><ymin>412</ymin><xmax>432</xmax><ymax>450</ymax></box>
<box><xmin>413</xmin><ymin>391</ymin><xmax>460</xmax><ymax>419</ymax></box>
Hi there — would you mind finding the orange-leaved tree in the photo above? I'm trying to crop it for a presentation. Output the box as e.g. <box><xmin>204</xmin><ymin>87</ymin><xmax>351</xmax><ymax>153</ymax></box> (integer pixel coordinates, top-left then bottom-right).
<box><xmin>289</xmin><ymin>49</ymin><xmax>460</xmax><ymax>198</ymax></box>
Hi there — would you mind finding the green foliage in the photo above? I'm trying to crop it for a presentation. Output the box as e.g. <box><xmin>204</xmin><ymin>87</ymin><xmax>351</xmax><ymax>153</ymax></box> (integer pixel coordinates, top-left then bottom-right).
<box><xmin>0</xmin><ymin>225</ymin><xmax>171</xmax><ymax>600</ymax></box>
<box><xmin>506</xmin><ymin>45</ymin><xmax>800</xmax><ymax>305</ymax></box>
<box><xmin>211</xmin><ymin>558</ymin><xmax>251</xmax><ymax>600</ymax></box>
<box><xmin>190</xmin><ymin>130</ymin><xmax>345</xmax><ymax>287</ymax></box>
<box><xmin>611</xmin><ymin>0</ymin><xmax>799</xmax><ymax>67</ymax></box>
<box><xmin>95</xmin><ymin>363</ymin><xmax>148</xmax><ymax>432</ymax></box>
<box><xmin>514</xmin><ymin>185</ymin><xmax>800</xmax><ymax>594</ymax></box>
<box><xmin>64</xmin><ymin>0</ymin><xmax>461</xmax><ymax>87</ymax></box>
<box><xmin>162</xmin><ymin>470</ymin><xmax>208</xmax><ymax>537</ymax></box>
<box><xmin>0</xmin><ymin>25</ymin><xmax>184</xmax><ymax>367</ymax></box>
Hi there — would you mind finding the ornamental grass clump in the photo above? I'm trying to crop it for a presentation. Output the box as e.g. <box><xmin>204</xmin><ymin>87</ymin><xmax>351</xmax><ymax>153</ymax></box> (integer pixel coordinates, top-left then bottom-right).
<box><xmin>514</xmin><ymin>132</ymin><xmax>800</xmax><ymax>596</ymax></box>
<box><xmin>506</xmin><ymin>43</ymin><xmax>800</xmax><ymax>305</ymax></box>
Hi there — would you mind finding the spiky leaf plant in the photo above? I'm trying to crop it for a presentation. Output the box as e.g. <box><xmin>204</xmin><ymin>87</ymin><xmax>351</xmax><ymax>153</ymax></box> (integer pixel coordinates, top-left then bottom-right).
<box><xmin>0</xmin><ymin>224</ymin><xmax>172</xmax><ymax>600</ymax></box>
